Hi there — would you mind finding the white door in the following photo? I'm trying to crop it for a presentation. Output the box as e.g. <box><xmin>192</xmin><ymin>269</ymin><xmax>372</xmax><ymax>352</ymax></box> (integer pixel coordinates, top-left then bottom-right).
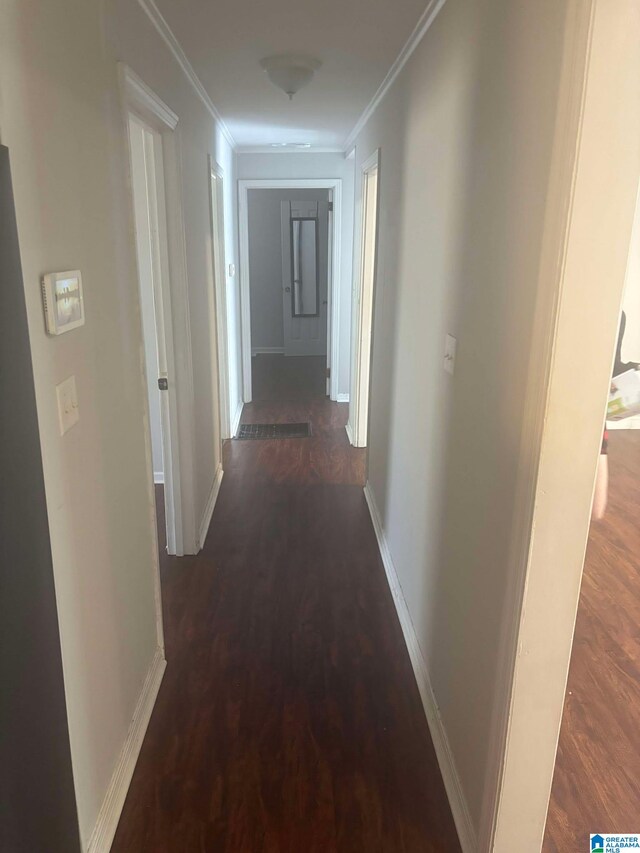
<box><xmin>128</xmin><ymin>114</ymin><xmax>183</xmax><ymax>555</ymax></box>
<box><xmin>281</xmin><ymin>199</ymin><xmax>329</xmax><ymax>356</ymax></box>
<box><xmin>350</xmin><ymin>153</ymin><xmax>380</xmax><ymax>447</ymax></box>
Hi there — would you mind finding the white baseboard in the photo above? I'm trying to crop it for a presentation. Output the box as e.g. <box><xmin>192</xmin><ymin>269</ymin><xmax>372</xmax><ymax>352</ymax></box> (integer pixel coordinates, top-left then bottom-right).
<box><xmin>252</xmin><ymin>347</ymin><xmax>284</xmax><ymax>355</ymax></box>
<box><xmin>336</xmin><ymin>393</ymin><xmax>350</xmax><ymax>403</ymax></box>
<box><xmin>231</xmin><ymin>401</ymin><xmax>243</xmax><ymax>438</ymax></box>
<box><xmin>86</xmin><ymin>647</ymin><xmax>166</xmax><ymax>853</ymax></box>
<box><xmin>198</xmin><ymin>463</ymin><xmax>223</xmax><ymax>550</ymax></box>
<box><xmin>345</xmin><ymin>421</ymin><xmax>355</xmax><ymax>446</ymax></box>
<box><xmin>153</xmin><ymin>471</ymin><xmax>164</xmax><ymax>485</ymax></box>
<box><xmin>363</xmin><ymin>482</ymin><xmax>477</xmax><ymax>853</ymax></box>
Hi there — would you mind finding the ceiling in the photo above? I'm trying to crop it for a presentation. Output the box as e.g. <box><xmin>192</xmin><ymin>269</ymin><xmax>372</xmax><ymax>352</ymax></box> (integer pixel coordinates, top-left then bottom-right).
<box><xmin>153</xmin><ymin>0</ymin><xmax>430</xmax><ymax>150</ymax></box>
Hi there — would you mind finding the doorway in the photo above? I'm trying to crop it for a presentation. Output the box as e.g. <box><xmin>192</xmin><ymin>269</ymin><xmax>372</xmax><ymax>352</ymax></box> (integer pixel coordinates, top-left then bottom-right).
<box><xmin>208</xmin><ymin>159</ymin><xmax>230</xmax><ymax>444</ymax></box>
<box><xmin>127</xmin><ymin>113</ymin><xmax>183</xmax><ymax>555</ymax></box>
<box><xmin>242</xmin><ymin>187</ymin><xmax>330</xmax><ymax>403</ymax></box>
<box><xmin>238</xmin><ymin>179</ymin><xmax>342</xmax><ymax>404</ymax></box>
<box><xmin>542</xmin><ymin>191</ymin><xmax>640</xmax><ymax>851</ymax></box>
<box><xmin>348</xmin><ymin>150</ymin><xmax>380</xmax><ymax>448</ymax></box>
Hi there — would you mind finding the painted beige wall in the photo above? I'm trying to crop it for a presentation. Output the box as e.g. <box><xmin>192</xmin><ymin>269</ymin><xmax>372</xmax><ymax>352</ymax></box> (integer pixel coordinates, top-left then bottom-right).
<box><xmin>0</xmin><ymin>0</ymin><xmax>237</xmax><ymax>846</ymax></box>
<box><xmin>352</xmin><ymin>0</ymin><xmax>573</xmax><ymax>837</ymax></box>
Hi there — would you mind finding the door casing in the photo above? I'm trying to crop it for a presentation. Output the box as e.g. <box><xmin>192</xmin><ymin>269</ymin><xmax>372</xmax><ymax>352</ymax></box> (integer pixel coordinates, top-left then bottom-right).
<box><xmin>238</xmin><ymin>178</ymin><xmax>343</xmax><ymax>403</ymax></box>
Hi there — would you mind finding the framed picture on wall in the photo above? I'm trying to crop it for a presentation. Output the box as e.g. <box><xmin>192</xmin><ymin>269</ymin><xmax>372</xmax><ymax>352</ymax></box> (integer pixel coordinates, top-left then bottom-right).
<box><xmin>41</xmin><ymin>270</ymin><xmax>85</xmax><ymax>335</ymax></box>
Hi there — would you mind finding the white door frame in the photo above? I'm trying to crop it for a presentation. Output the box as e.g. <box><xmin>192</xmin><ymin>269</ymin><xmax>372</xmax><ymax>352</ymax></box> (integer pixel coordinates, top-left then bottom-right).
<box><xmin>347</xmin><ymin>149</ymin><xmax>380</xmax><ymax>448</ymax></box>
<box><xmin>480</xmin><ymin>2</ymin><xmax>640</xmax><ymax>849</ymax></box>
<box><xmin>120</xmin><ymin>64</ymin><xmax>198</xmax><ymax>558</ymax></box>
<box><xmin>208</xmin><ymin>159</ymin><xmax>231</xmax><ymax>442</ymax></box>
<box><xmin>238</xmin><ymin>178</ymin><xmax>342</xmax><ymax>403</ymax></box>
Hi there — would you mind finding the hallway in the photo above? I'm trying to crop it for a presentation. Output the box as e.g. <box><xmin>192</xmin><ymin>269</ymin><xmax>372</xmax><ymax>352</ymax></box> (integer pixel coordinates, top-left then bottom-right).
<box><xmin>6</xmin><ymin>0</ymin><xmax>639</xmax><ymax>848</ymax></box>
<box><xmin>112</xmin><ymin>360</ymin><xmax>460</xmax><ymax>851</ymax></box>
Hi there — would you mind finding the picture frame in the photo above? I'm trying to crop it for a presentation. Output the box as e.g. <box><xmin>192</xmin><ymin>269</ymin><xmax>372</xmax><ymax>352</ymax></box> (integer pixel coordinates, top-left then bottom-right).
<box><xmin>41</xmin><ymin>270</ymin><xmax>85</xmax><ymax>335</ymax></box>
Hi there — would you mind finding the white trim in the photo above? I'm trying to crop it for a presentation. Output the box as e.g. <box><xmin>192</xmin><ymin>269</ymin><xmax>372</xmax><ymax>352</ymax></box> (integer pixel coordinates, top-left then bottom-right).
<box><xmin>344</xmin><ymin>0</ymin><xmax>449</xmax><ymax>150</ymax></box>
<box><xmin>337</xmin><ymin>393</ymin><xmax>350</xmax><ymax>403</ymax></box>
<box><xmin>236</xmin><ymin>146</ymin><xmax>346</xmax><ymax>155</ymax></box>
<box><xmin>85</xmin><ymin>647</ymin><xmax>166</xmax><ymax>853</ymax></box>
<box><xmin>120</xmin><ymin>66</ymin><xmax>178</xmax><ymax>130</ymax></box>
<box><xmin>135</xmin><ymin>0</ymin><xmax>235</xmax><ymax>148</ymax></box>
<box><xmin>208</xmin><ymin>159</ymin><xmax>232</xmax><ymax>441</ymax></box>
<box><xmin>230</xmin><ymin>401</ymin><xmax>243</xmax><ymax>438</ymax></box>
<box><xmin>121</xmin><ymin>64</ymin><xmax>199</xmax><ymax>556</ymax></box>
<box><xmin>345</xmin><ymin>421</ymin><xmax>355</xmax><ymax>445</ymax></box>
<box><xmin>478</xmin><ymin>3</ymin><xmax>595</xmax><ymax>845</ymax></box>
<box><xmin>252</xmin><ymin>346</ymin><xmax>285</xmax><ymax>355</ymax></box>
<box><xmin>238</xmin><ymin>179</ymin><xmax>343</xmax><ymax>403</ymax></box>
<box><xmin>363</xmin><ymin>482</ymin><xmax>476</xmax><ymax>853</ymax></box>
<box><xmin>153</xmin><ymin>471</ymin><xmax>164</xmax><ymax>484</ymax></box>
<box><xmin>349</xmin><ymin>150</ymin><xmax>380</xmax><ymax>448</ymax></box>
<box><xmin>198</xmin><ymin>463</ymin><xmax>224</xmax><ymax>550</ymax></box>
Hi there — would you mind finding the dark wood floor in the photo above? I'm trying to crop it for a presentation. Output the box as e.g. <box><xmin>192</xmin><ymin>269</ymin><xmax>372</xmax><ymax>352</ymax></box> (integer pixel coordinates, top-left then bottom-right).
<box><xmin>112</xmin><ymin>359</ymin><xmax>461</xmax><ymax>852</ymax></box>
<box><xmin>543</xmin><ymin>430</ymin><xmax>640</xmax><ymax>851</ymax></box>
<box><xmin>250</xmin><ymin>354</ymin><xmax>327</xmax><ymax>402</ymax></box>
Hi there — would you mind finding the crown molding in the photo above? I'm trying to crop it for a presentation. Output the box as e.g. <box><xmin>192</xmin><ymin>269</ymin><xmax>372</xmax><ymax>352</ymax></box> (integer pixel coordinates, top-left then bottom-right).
<box><xmin>136</xmin><ymin>0</ymin><xmax>236</xmax><ymax>149</ymax></box>
<box><xmin>343</xmin><ymin>0</ymin><xmax>449</xmax><ymax>150</ymax></box>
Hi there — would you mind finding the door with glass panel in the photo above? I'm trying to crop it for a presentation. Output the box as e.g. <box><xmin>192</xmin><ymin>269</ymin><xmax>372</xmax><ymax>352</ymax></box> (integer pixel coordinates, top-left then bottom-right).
<box><xmin>281</xmin><ymin>199</ymin><xmax>329</xmax><ymax>356</ymax></box>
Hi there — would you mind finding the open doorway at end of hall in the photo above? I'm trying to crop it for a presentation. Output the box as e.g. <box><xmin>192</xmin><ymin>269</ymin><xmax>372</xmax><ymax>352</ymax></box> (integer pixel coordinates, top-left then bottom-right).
<box><xmin>245</xmin><ymin>187</ymin><xmax>331</xmax><ymax>404</ymax></box>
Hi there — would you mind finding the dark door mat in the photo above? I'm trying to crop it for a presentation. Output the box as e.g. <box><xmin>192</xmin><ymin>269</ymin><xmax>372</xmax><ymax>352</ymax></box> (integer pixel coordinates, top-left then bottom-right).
<box><xmin>236</xmin><ymin>422</ymin><xmax>311</xmax><ymax>440</ymax></box>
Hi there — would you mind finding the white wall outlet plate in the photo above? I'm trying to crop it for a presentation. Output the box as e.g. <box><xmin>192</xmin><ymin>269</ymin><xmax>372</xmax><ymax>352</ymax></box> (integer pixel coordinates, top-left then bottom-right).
<box><xmin>228</xmin><ymin>263</ymin><xmax>236</xmax><ymax>277</ymax></box>
<box><xmin>444</xmin><ymin>334</ymin><xmax>457</xmax><ymax>375</ymax></box>
<box><xmin>56</xmin><ymin>375</ymin><xmax>79</xmax><ymax>435</ymax></box>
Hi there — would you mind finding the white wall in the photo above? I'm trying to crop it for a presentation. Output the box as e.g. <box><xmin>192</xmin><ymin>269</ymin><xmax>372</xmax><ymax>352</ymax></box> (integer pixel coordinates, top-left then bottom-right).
<box><xmin>352</xmin><ymin>0</ymin><xmax>570</xmax><ymax>837</ymax></box>
<box><xmin>0</xmin><ymin>0</ymin><xmax>238</xmax><ymax>847</ymax></box>
<box><xmin>237</xmin><ymin>153</ymin><xmax>354</xmax><ymax>397</ymax></box>
<box><xmin>248</xmin><ymin>188</ymin><xmax>329</xmax><ymax>352</ymax></box>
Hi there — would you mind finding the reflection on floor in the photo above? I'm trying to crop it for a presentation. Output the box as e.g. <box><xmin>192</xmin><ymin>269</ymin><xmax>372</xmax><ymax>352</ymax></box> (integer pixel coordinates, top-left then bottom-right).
<box><xmin>543</xmin><ymin>430</ymin><xmax>640</xmax><ymax>851</ymax></box>
<box><xmin>251</xmin><ymin>353</ymin><xmax>326</xmax><ymax>401</ymax></box>
<box><xmin>112</xmin><ymin>358</ymin><xmax>461</xmax><ymax>851</ymax></box>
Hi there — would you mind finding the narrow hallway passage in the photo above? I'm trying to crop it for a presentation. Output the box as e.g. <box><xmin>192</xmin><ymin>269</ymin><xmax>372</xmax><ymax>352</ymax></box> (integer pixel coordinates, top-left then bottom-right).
<box><xmin>111</xmin><ymin>360</ymin><xmax>460</xmax><ymax>851</ymax></box>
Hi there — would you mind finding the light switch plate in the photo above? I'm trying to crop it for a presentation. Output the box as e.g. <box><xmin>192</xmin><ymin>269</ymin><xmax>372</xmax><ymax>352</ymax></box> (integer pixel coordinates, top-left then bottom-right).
<box><xmin>444</xmin><ymin>334</ymin><xmax>457</xmax><ymax>375</ymax></box>
<box><xmin>56</xmin><ymin>375</ymin><xmax>79</xmax><ymax>435</ymax></box>
<box><xmin>228</xmin><ymin>263</ymin><xmax>236</xmax><ymax>277</ymax></box>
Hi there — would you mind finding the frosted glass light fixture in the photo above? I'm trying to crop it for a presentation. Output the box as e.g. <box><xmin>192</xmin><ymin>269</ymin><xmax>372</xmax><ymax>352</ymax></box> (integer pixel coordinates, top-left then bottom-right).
<box><xmin>260</xmin><ymin>55</ymin><xmax>322</xmax><ymax>100</ymax></box>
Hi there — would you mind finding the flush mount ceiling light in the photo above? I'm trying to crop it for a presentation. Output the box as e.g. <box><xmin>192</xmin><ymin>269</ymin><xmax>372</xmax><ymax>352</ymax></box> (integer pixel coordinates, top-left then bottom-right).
<box><xmin>260</xmin><ymin>55</ymin><xmax>322</xmax><ymax>100</ymax></box>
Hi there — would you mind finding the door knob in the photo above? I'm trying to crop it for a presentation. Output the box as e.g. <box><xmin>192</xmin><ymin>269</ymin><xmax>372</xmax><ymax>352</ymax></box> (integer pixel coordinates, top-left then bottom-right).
<box><xmin>285</xmin><ymin>286</ymin><xmax>291</xmax><ymax>292</ymax></box>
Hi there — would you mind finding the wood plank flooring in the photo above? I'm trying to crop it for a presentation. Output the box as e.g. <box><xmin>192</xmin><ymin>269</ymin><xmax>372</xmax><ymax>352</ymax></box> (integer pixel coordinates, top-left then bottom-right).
<box><xmin>250</xmin><ymin>354</ymin><xmax>327</xmax><ymax>402</ymax></box>
<box><xmin>543</xmin><ymin>430</ymin><xmax>640</xmax><ymax>851</ymax></box>
<box><xmin>111</xmin><ymin>357</ymin><xmax>461</xmax><ymax>852</ymax></box>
